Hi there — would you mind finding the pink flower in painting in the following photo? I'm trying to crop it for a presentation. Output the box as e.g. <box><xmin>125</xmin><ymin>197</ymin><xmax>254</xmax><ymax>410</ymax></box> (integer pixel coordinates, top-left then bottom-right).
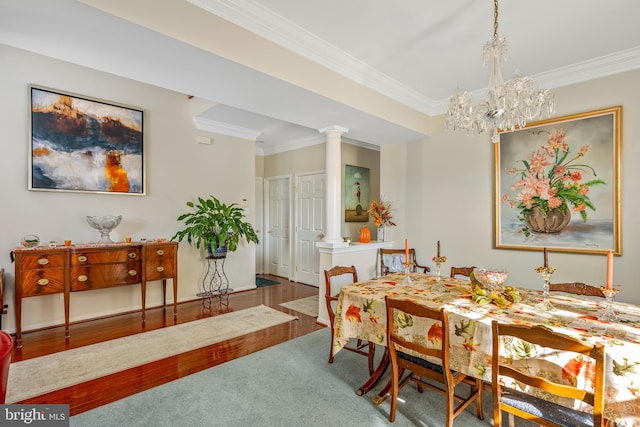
<box><xmin>548</xmin><ymin>197</ymin><xmax>563</xmax><ymax>209</ymax></box>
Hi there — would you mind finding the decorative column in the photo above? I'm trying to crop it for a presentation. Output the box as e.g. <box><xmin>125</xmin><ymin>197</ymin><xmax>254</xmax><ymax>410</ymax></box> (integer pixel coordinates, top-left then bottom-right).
<box><xmin>319</xmin><ymin>125</ymin><xmax>348</xmax><ymax>246</ymax></box>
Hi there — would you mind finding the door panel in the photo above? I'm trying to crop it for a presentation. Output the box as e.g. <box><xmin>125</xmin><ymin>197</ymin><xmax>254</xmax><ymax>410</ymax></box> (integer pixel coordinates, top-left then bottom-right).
<box><xmin>295</xmin><ymin>173</ymin><xmax>325</xmax><ymax>286</ymax></box>
<box><xmin>267</xmin><ymin>177</ymin><xmax>290</xmax><ymax>278</ymax></box>
<box><xmin>255</xmin><ymin>177</ymin><xmax>264</xmax><ymax>274</ymax></box>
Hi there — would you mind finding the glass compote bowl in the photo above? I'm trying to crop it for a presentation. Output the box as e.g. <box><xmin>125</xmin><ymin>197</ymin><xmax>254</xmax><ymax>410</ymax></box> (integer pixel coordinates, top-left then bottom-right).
<box><xmin>86</xmin><ymin>215</ymin><xmax>122</xmax><ymax>243</ymax></box>
<box><xmin>473</xmin><ymin>268</ymin><xmax>508</xmax><ymax>294</ymax></box>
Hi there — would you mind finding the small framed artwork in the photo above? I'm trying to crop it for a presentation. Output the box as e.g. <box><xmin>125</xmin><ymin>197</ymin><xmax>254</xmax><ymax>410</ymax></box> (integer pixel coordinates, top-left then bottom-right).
<box><xmin>495</xmin><ymin>106</ymin><xmax>621</xmax><ymax>255</ymax></box>
<box><xmin>29</xmin><ymin>86</ymin><xmax>145</xmax><ymax>194</ymax></box>
<box><xmin>344</xmin><ymin>164</ymin><xmax>369</xmax><ymax>222</ymax></box>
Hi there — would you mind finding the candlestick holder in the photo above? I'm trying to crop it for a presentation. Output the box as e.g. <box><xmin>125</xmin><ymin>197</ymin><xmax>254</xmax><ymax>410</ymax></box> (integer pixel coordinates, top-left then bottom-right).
<box><xmin>534</xmin><ymin>266</ymin><xmax>556</xmax><ymax>311</ymax></box>
<box><xmin>599</xmin><ymin>288</ymin><xmax>619</xmax><ymax>322</ymax></box>
<box><xmin>402</xmin><ymin>265</ymin><xmax>413</xmax><ymax>285</ymax></box>
<box><xmin>432</xmin><ymin>256</ymin><xmax>447</xmax><ymax>282</ymax></box>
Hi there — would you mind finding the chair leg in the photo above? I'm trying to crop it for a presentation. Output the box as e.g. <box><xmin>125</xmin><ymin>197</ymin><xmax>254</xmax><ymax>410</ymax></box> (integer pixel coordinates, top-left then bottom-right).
<box><xmin>474</xmin><ymin>379</ymin><xmax>484</xmax><ymax>420</ymax></box>
<box><xmin>445</xmin><ymin>379</ymin><xmax>455</xmax><ymax>427</ymax></box>
<box><xmin>389</xmin><ymin>362</ymin><xmax>400</xmax><ymax>422</ymax></box>
<box><xmin>328</xmin><ymin>326</ymin><xmax>335</xmax><ymax>364</ymax></box>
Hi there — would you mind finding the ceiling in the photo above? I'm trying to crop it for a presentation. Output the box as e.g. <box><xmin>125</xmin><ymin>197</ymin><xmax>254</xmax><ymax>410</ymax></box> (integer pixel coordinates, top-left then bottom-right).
<box><xmin>2</xmin><ymin>0</ymin><xmax>640</xmax><ymax>155</ymax></box>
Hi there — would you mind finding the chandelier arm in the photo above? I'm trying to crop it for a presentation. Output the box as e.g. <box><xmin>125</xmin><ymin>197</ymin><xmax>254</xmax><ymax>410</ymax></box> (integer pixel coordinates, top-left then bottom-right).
<box><xmin>493</xmin><ymin>0</ymin><xmax>499</xmax><ymax>39</ymax></box>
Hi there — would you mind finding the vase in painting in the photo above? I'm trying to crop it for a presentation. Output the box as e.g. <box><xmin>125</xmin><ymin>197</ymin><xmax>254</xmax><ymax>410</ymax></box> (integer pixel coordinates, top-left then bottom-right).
<box><xmin>525</xmin><ymin>205</ymin><xmax>571</xmax><ymax>233</ymax></box>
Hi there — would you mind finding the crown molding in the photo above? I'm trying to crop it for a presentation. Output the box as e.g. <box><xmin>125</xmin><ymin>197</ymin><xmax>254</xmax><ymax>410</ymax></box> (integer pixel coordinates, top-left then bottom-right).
<box><xmin>536</xmin><ymin>46</ymin><xmax>640</xmax><ymax>91</ymax></box>
<box><xmin>193</xmin><ymin>117</ymin><xmax>261</xmax><ymax>140</ymax></box>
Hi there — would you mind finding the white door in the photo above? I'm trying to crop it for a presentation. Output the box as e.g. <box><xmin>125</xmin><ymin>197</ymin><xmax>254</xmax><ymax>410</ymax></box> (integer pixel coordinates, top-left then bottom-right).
<box><xmin>266</xmin><ymin>176</ymin><xmax>291</xmax><ymax>278</ymax></box>
<box><xmin>255</xmin><ymin>177</ymin><xmax>264</xmax><ymax>274</ymax></box>
<box><xmin>295</xmin><ymin>172</ymin><xmax>325</xmax><ymax>286</ymax></box>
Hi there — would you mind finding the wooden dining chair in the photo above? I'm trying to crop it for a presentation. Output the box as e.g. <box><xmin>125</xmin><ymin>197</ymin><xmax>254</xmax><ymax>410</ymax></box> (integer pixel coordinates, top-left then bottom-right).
<box><xmin>449</xmin><ymin>266</ymin><xmax>476</xmax><ymax>279</ymax></box>
<box><xmin>491</xmin><ymin>320</ymin><xmax>606</xmax><ymax>427</ymax></box>
<box><xmin>324</xmin><ymin>265</ymin><xmax>375</xmax><ymax>374</ymax></box>
<box><xmin>380</xmin><ymin>248</ymin><xmax>430</xmax><ymax>276</ymax></box>
<box><xmin>385</xmin><ymin>296</ymin><xmax>483</xmax><ymax>426</ymax></box>
<box><xmin>549</xmin><ymin>282</ymin><xmax>606</xmax><ymax>298</ymax></box>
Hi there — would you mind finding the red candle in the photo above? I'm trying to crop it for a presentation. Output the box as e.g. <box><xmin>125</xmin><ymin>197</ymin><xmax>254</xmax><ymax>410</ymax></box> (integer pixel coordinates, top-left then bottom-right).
<box><xmin>437</xmin><ymin>240</ymin><xmax>440</xmax><ymax>257</ymax></box>
<box><xmin>606</xmin><ymin>250</ymin><xmax>613</xmax><ymax>290</ymax></box>
<box><xmin>543</xmin><ymin>247</ymin><xmax>548</xmax><ymax>268</ymax></box>
<box><xmin>405</xmin><ymin>239</ymin><xmax>409</xmax><ymax>266</ymax></box>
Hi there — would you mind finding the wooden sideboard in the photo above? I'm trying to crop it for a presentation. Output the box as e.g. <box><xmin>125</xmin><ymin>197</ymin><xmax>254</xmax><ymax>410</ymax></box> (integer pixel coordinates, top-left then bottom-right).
<box><xmin>12</xmin><ymin>241</ymin><xmax>177</xmax><ymax>348</ymax></box>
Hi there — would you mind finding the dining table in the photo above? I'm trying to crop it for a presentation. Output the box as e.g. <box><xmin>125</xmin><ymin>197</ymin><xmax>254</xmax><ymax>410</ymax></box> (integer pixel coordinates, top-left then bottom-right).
<box><xmin>332</xmin><ymin>272</ymin><xmax>640</xmax><ymax>426</ymax></box>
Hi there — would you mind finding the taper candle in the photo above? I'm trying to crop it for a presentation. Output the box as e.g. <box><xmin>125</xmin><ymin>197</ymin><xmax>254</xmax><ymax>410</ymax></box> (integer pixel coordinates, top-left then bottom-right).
<box><xmin>543</xmin><ymin>247</ymin><xmax>548</xmax><ymax>268</ymax></box>
<box><xmin>606</xmin><ymin>250</ymin><xmax>613</xmax><ymax>290</ymax></box>
<box><xmin>437</xmin><ymin>240</ymin><xmax>441</xmax><ymax>257</ymax></box>
<box><xmin>405</xmin><ymin>239</ymin><xmax>409</xmax><ymax>266</ymax></box>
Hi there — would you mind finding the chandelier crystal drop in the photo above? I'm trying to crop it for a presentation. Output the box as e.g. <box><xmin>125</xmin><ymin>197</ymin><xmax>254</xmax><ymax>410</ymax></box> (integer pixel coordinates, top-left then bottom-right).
<box><xmin>446</xmin><ymin>0</ymin><xmax>555</xmax><ymax>143</ymax></box>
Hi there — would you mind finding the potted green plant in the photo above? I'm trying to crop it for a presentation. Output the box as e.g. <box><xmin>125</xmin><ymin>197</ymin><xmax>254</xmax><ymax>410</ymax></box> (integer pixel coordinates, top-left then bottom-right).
<box><xmin>171</xmin><ymin>195</ymin><xmax>259</xmax><ymax>258</ymax></box>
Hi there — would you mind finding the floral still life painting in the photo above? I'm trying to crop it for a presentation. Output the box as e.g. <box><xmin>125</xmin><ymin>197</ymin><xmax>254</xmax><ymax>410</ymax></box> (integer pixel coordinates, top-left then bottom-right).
<box><xmin>502</xmin><ymin>128</ymin><xmax>605</xmax><ymax>237</ymax></box>
<box><xmin>29</xmin><ymin>86</ymin><xmax>144</xmax><ymax>194</ymax></box>
<box><xmin>495</xmin><ymin>107</ymin><xmax>621</xmax><ymax>255</ymax></box>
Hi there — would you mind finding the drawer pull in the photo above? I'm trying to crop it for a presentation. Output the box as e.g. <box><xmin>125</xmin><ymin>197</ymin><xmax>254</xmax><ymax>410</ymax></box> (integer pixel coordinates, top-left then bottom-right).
<box><xmin>78</xmin><ymin>275</ymin><xmax>88</xmax><ymax>282</ymax></box>
<box><xmin>37</xmin><ymin>278</ymin><xmax>49</xmax><ymax>286</ymax></box>
<box><xmin>156</xmin><ymin>266</ymin><xmax>165</xmax><ymax>273</ymax></box>
<box><xmin>128</xmin><ymin>252</ymin><xmax>137</xmax><ymax>259</ymax></box>
<box><xmin>38</xmin><ymin>258</ymin><xmax>49</xmax><ymax>266</ymax></box>
<box><xmin>129</xmin><ymin>270</ymin><xmax>138</xmax><ymax>276</ymax></box>
<box><xmin>77</xmin><ymin>255</ymin><xmax>88</xmax><ymax>263</ymax></box>
<box><xmin>156</xmin><ymin>249</ymin><xmax>164</xmax><ymax>256</ymax></box>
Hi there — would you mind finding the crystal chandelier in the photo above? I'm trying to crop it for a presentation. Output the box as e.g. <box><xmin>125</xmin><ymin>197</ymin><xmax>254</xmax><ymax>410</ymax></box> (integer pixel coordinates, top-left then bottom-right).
<box><xmin>446</xmin><ymin>0</ymin><xmax>555</xmax><ymax>143</ymax></box>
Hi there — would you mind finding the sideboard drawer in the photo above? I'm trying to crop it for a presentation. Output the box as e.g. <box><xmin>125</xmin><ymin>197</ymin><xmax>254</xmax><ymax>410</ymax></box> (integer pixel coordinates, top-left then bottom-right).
<box><xmin>145</xmin><ymin>243</ymin><xmax>176</xmax><ymax>281</ymax></box>
<box><xmin>20</xmin><ymin>252</ymin><xmax>66</xmax><ymax>270</ymax></box>
<box><xmin>71</xmin><ymin>263</ymin><xmax>141</xmax><ymax>291</ymax></box>
<box><xmin>21</xmin><ymin>269</ymin><xmax>65</xmax><ymax>296</ymax></box>
<box><xmin>71</xmin><ymin>247</ymin><xmax>140</xmax><ymax>265</ymax></box>
<box><xmin>145</xmin><ymin>244</ymin><xmax>176</xmax><ymax>262</ymax></box>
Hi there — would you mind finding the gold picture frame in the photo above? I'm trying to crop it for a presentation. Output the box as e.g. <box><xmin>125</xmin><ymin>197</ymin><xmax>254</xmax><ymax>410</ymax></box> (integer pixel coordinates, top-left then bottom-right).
<box><xmin>494</xmin><ymin>106</ymin><xmax>621</xmax><ymax>255</ymax></box>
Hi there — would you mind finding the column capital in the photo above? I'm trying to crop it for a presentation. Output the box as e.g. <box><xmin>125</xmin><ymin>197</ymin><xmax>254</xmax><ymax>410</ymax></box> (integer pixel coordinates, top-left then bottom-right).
<box><xmin>319</xmin><ymin>125</ymin><xmax>349</xmax><ymax>136</ymax></box>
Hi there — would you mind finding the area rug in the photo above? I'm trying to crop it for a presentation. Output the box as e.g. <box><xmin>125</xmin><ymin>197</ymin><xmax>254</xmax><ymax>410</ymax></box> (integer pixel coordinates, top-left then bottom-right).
<box><xmin>279</xmin><ymin>295</ymin><xmax>319</xmax><ymax>317</ymax></box>
<box><xmin>256</xmin><ymin>276</ymin><xmax>280</xmax><ymax>287</ymax></box>
<box><xmin>6</xmin><ymin>305</ymin><xmax>296</xmax><ymax>403</ymax></box>
<box><xmin>71</xmin><ymin>329</ymin><xmax>501</xmax><ymax>427</ymax></box>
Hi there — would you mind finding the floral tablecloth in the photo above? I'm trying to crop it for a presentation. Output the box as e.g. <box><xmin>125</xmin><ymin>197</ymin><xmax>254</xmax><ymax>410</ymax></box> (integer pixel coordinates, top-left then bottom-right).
<box><xmin>333</xmin><ymin>273</ymin><xmax>640</xmax><ymax>425</ymax></box>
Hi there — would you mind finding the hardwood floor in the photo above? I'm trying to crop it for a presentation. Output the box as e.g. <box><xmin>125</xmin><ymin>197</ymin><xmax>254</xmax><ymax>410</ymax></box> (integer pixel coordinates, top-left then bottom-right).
<box><xmin>9</xmin><ymin>275</ymin><xmax>324</xmax><ymax>416</ymax></box>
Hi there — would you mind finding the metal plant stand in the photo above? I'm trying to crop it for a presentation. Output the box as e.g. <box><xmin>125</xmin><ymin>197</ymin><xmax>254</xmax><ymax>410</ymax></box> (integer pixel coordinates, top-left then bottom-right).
<box><xmin>197</xmin><ymin>254</ymin><xmax>232</xmax><ymax>310</ymax></box>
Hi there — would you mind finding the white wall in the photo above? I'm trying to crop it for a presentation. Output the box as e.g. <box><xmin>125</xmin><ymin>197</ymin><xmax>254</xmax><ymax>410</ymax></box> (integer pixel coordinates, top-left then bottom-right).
<box><xmin>383</xmin><ymin>69</ymin><xmax>640</xmax><ymax>304</ymax></box>
<box><xmin>0</xmin><ymin>44</ymin><xmax>257</xmax><ymax>332</ymax></box>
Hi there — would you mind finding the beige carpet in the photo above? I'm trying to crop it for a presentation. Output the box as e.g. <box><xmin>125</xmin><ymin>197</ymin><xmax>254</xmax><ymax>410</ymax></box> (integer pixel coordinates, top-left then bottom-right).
<box><xmin>6</xmin><ymin>305</ymin><xmax>296</xmax><ymax>403</ymax></box>
<box><xmin>279</xmin><ymin>295</ymin><xmax>319</xmax><ymax>317</ymax></box>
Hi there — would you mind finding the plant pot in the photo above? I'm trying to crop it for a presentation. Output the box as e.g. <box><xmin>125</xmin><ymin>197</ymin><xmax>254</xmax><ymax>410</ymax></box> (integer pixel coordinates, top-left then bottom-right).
<box><xmin>207</xmin><ymin>245</ymin><xmax>228</xmax><ymax>258</ymax></box>
<box><xmin>525</xmin><ymin>206</ymin><xmax>571</xmax><ymax>233</ymax></box>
